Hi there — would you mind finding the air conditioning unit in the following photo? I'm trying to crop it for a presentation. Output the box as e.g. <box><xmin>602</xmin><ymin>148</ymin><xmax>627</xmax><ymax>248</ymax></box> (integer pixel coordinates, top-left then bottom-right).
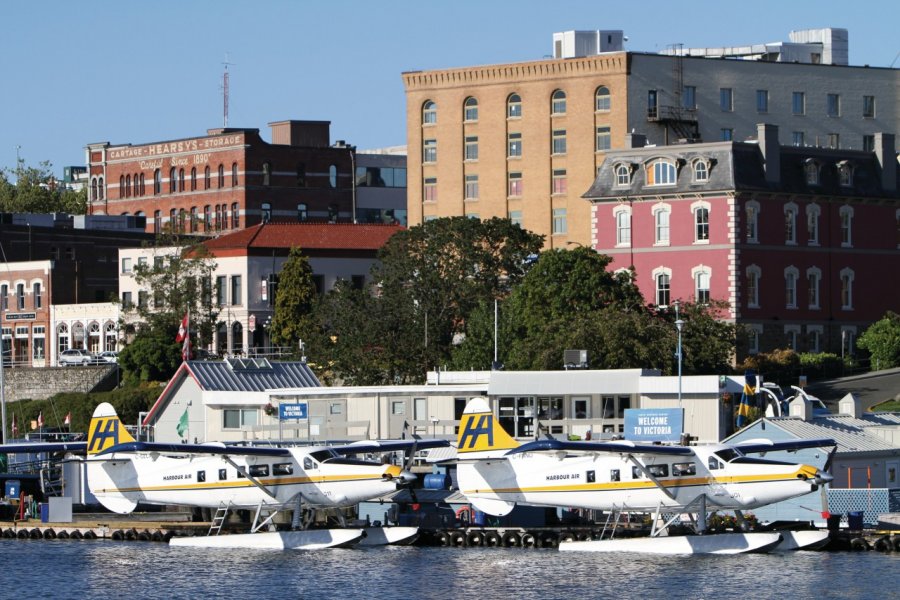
<box><xmin>563</xmin><ymin>349</ymin><xmax>588</xmax><ymax>370</ymax></box>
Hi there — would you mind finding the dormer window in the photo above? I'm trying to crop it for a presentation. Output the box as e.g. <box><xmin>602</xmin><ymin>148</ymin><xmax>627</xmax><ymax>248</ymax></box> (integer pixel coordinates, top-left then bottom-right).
<box><xmin>804</xmin><ymin>160</ymin><xmax>820</xmax><ymax>185</ymax></box>
<box><xmin>837</xmin><ymin>161</ymin><xmax>854</xmax><ymax>187</ymax></box>
<box><xmin>614</xmin><ymin>164</ymin><xmax>631</xmax><ymax>186</ymax></box>
<box><xmin>693</xmin><ymin>160</ymin><xmax>709</xmax><ymax>183</ymax></box>
<box><xmin>646</xmin><ymin>159</ymin><xmax>677</xmax><ymax>186</ymax></box>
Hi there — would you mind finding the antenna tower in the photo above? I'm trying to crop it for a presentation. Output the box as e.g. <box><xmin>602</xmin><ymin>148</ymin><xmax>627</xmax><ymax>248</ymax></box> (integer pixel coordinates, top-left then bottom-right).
<box><xmin>222</xmin><ymin>55</ymin><xmax>234</xmax><ymax>128</ymax></box>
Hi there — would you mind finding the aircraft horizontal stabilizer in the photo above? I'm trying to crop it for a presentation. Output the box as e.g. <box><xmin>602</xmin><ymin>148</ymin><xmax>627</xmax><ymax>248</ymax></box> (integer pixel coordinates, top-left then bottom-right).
<box><xmin>509</xmin><ymin>438</ymin><xmax>694</xmax><ymax>457</ymax></box>
<box><xmin>732</xmin><ymin>438</ymin><xmax>836</xmax><ymax>454</ymax></box>
<box><xmin>0</xmin><ymin>441</ymin><xmax>87</xmax><ymax>454</ymax></box>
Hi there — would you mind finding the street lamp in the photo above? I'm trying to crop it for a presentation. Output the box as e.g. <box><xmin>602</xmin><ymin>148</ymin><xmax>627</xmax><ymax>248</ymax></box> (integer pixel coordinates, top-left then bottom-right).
<box><xmin>430</xmin><ymin>416</ymin><xmax>439</xmax><ymax>438</ymax></box>
<box><xmin>263</xmin><ymin>315</ymin><xmax>272</xmax><ymax>357</ymax></box>
<box><xmin>674</xmin><ymin>300</ymin><xmax>684</xmax><ymax>409</ymax></box>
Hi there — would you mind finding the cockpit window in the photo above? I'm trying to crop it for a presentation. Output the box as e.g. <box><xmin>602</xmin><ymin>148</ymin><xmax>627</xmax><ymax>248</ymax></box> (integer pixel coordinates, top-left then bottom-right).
<box><xmin>708</xmin><ymin>457</ymin><xmax>722</xmax><ymax>471</ymax></box>
<box><xmin>714</xmin><ymin>449</ymin><xmax>740</xmax><ymax>463</ymax></box>
<box><xmin>310</xmin><ymin>449</ymin><xmax>338</xmax><ymax>462</ymax></box>
<box><xmin>303</xmin><ymin>457</ymin><xmax>317</xmax><ymax>470</ymax></box>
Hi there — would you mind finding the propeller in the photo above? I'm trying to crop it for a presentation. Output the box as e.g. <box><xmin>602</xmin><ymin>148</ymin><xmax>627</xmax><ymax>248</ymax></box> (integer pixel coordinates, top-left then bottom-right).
<box><xmin>401</xmin><ymin>437</ymin><xmax>420</xmax><ymax>504</ymax></box>
<box><xmin>820</xmin><ymin>445</ymin><xmax>838</xmax><ymax>518</ymax></box>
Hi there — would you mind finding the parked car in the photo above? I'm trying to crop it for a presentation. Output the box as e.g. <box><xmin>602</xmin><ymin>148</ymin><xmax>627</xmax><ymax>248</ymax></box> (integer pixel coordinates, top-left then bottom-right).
<box><xmin>98</xmin><ymin>351</ymin><xmax>119</xmax><ymax>363</ymax></box>
<box><xmin>59</xmin><ymin>348</ymin><xmax>103</xmax><ymax>366</ymax></box>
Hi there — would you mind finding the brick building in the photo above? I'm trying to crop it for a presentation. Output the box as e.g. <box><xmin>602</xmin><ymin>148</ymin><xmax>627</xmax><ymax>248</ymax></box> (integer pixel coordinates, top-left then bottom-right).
<box><xmin>86</xmin><ymin>120</ymin><xmax>359</xmax><ymax>234</ymax></box>
<box><xmin>583</xmin><ymin>124</ymin><xmax>900</xmax><ymax>358</ymax></box>
<box><xmin>403</xmin><ymin>28</ymin><xmax>898</xmax><ymax>247</ymax></box>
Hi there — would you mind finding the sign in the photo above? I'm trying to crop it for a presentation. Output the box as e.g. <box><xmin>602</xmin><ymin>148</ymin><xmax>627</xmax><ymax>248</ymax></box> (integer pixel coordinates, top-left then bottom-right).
<box><xmin>3</xmin><ymin>313</ymin><xmax>36</xmax><ymax>321</ymax></box>
<box><xmin>279</xmin><ymin>403</ymin><xmax>308</xmax><ymax>421</ymax></box>
<box><xmin>624</xmin><ymin>409</ymin><xmax>683</xmax><ymax>442</ymax></box>
<box><xmin>248</xmin><ymin>314</ymin><xmax>256</xmax><ymax>333</ymax></box>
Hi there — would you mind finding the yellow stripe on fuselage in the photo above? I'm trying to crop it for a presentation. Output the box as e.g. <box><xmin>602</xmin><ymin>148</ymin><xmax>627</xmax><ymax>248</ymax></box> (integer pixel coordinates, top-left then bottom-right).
<box><xmin>93</xmin><ymin>473</ymin><xmax>389</xmax><ymax>495</ymax></box>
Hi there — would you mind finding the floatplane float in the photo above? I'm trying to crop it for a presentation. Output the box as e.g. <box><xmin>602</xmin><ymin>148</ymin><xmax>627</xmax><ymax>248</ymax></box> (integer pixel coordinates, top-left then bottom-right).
<box><xmin>1</xmin><ymin>403</ymin><xmax>446</xmax><ymax>550</ymax></box>
<box><xmin>454</xmin><ymin>398</ymin><xmax>835</xmax><ymax>555</ymax></box>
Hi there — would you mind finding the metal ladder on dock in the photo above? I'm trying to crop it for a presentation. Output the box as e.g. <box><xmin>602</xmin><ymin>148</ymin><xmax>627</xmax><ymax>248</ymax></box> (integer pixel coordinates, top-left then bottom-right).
<box><xmin>208</xmin><ymin>503</ymin><xmax>231</xmax><ymax>536</ymax></box>
<box><xmin>599</xmin><ymin>508</ymin><xmax>623</xmax><ymax>540</ymax></box>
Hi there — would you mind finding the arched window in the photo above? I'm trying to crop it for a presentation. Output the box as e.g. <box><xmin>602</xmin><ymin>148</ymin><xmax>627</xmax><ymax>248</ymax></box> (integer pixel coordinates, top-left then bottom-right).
<box><xmin>422</xmin><ymin>100</ymin><xmax>437</xmax><ymax>124</ymax></box>
<box><xmin>262</xmin><ymin>162</ymin><xmax>270</xmax><ymax>186</ymax></box>
<box><xmin>784</xmin><ymin>266</ymin><xmax>799</xmax><ymax>309</ymax></box>
<box><xmin>692</xmin><ymin>201</ymin><xmax>710</xmax><ymax>242</ymax></box>
<box><xmin>133</xmin><ymin>173</ymin><xmax>139</xmax><ymax>196</ymax></box>
<box><xmin>507</xmin><ymin>93</ymin><xmax>522</xmax><ymax>118</ymax></box>
<box><xmin>153</xmin><ymin>210</ymin><xmax>161</xmax><ymax>233</ymax></box>
<box><xmin>646</xmin><ymin>160</ymin><xmax>677</xmax><ymax>186</ymax></box>
<box><xmin>139</xmin><ymin>173</ymin><xmax>145</xmax><ymax>195</ymax></box>
<box><xmin>804</xmin><ymin>161</ymin><xmax>819</xmax><ymax>185</ymax></box>
<box><xmin>654</xmin><ymin>271</ymin><xmax>671</xmax><ymax>307</ymax></box>
<box><xmin>16</xmin><ymin>283</ymin><xmax>25</xmax><ymax>310</ymax></box>
<box><xmin>204</xmin><ymin>166</ymin><xmax>211</xmax><ymax>189</ymax></box>
<box><xmin>98</xmin><ymin>177</ymin><xmax>104</xmax><ymax>200</ymax></box>
<box><xmin>91</xmin><ymin>178</ymin><xmax>98</xmax><ymax>201</ymax></box>
<box><xmin>464</xmin><ymin>97</ymin><xmax>478</xmax><ymax>121</ymax></box>
<box><xmin>329</xmin><ymin>165</ymin><xmax>337</xmax><ymax>188</ymax></box>
<box><xmin>190</xmin><ymin>206</ymin><xmax>198</xmax><ymax>232</ymax></box>
<box><xmin>595</xmin><ymin>86</ymin><xmax>611</xmax><ymax>111</ymax></box>
<box><xmin>218</xmin><ymin>164</ymin><xmax>225</xmax><ymax>188</ymax></box>
<box><xmin>178</xmin><ymin>168</ymin><xmax>185</xmax><ymax>192</ymax></box>
<box><xmin>615</xmin><ymin>208</ymin><xmax>631</xmax><ymax>246</ymax></box>
<box><xmin>232</xmin><ymin>322</ymin><xmax>243</xmax><ymax>356</ymax></box>
<box><xmin>551</xmin><ymin>90</ymin><xmax>567</xmax><ymax>115</ymax></box>
<box><xmin>190</xmin><ymin>167</ymin><xmax>197</xmax><ymax>191</ymax></box>
<box><xmin>615</xmin><ymin>164</ymin><xmax>631</xmax><ymax>186</ymax></box>
<box><xmin>119</xmin><ymin>175</ymin><xmax>125</xmax><ymax>198</ymax></box>
<box><xmin>232</xmin><ymin>162</ymin><xmax>239</xmax><ymax>186</ymax></box>
<box><xmin>153</xmin><ymin>170</ymin><xmax>161</xmax><ymax>194</ymax></box>
<box><xmin>169</xmin><ymin>167</ymin><xmax>176</xmax><ymax>193</ymax></box>
<box><xmin>104</xmin><ymin>322</ymin><xmax>117</xmax><ymax>352</ymax></box>
<box><xmin>693</xmin><ymin>160</ymin><xmax>709</xmax><ymax>182</ymax></box>
<box><xmin>692</xmin><ymin>266</ymin><xmax>711</xmax><ymax>304</ymax></box>
<box><xmin>653</xmin><ymin>204</ymin><xmax>671</xmax><ymax>245</ymax></box>
<box><xmin>231</xmin><ymin>202</ymin><xmax>239</xmax><ymax>228</ymax></box>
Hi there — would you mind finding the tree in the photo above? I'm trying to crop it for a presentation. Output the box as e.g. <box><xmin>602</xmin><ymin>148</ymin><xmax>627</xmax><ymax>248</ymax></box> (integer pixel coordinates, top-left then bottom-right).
<box><xmin>858</xmin><ymin>311</ymin><xmax>900</xmax><ymax>370</ymax></box>
<box><xmin>664</xmin><ymin>300</ymin><xmax>741</xmax><ymax>375</ymax></box>
<box><xmin>0</xmin><ymin>161</ymin><xmax>87</xmax><ymax>214</ymax></box>
<box><xmin>270</xmin><ymin>247</ymin><xmax>317</xmax><ymax>352</ymax></box>
<box><xmin>117</xmin><ymin>321</ymin><xmax>184</xmax><ymax>385</ymax></box>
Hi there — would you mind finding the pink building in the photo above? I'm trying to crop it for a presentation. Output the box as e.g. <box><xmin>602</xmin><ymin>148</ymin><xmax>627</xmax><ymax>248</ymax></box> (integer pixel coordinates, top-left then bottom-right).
<box><xmin>584</xmin><ymin>125</ymin><xmax>899</xmax><ymax>359</ymax></box>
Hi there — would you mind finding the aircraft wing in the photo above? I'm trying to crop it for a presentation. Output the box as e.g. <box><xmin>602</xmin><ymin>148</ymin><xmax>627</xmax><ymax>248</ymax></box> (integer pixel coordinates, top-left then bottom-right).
<box><xmin>732</xmin><ymin>438</ymin><xmax>836</xmax><ymax>454</ymax></box>
<box><xmin>332</xmin><ymin>439</ymin><xmax>450</xmax><ymax>455</ymax></box>
<box><xmin>0</xmin><ymin>442</ymin><xmax>88</xmax><ymax>454</ymax></box>
<box><xmin>508</xmin><ymin>438</ymin><xmax>694</xmax><ymax>456</ymax></box>
<box><xmin>97</xmin><ymin>441</ymin><xmax>292</xmax><ymax>457</ymax></box>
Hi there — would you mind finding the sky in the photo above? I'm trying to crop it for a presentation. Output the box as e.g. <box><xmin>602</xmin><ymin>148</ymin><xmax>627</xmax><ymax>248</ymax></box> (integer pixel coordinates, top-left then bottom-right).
<box><xmin>1</xmin><ymin>0</ymin><xmax>898</xmax><ymax>178</ymax></box>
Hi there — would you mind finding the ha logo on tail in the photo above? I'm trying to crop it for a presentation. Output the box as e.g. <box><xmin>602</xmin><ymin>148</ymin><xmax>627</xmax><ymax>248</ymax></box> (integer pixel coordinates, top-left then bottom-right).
<box><xmin>87</xmin><ymin>402</ymin><xmax>135</xmax><ymax>455</ymax></box>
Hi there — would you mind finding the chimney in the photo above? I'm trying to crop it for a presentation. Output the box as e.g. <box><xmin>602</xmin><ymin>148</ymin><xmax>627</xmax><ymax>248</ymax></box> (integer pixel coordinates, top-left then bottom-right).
<box><xmin>838</xmin><ymin>392</ymin><xmax>863</xmax><ymax>419</ymax></box>
<box><xmin>788</xmin><ymin>395</ymin><xmax>813</xmax><ymax>421</ymax></box>
<box><xmin>757</xmin><ymin>123</ymin><xmax>780</xmax><ymax>183</ymax></box>
<box><xmin>268</xmin><ymin>120</ymin><xmax>331</xmax><ymax>147</ymax></box>
<box><xmin>625</xmin><ymin>133</ymin><xmax>647</xmax><ymax>148</ymax></box>
<box><xmin>873</xmin><ymin>133</ymin><xmax>897</xmax><ymax>192</ymax></box>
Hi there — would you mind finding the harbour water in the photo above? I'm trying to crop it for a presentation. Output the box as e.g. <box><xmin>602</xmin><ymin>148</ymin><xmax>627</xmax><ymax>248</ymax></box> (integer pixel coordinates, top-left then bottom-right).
<box><xmin>2</xmin><ymin>539</ymin><xmax>899</xmax><ymax>600</ymax></box>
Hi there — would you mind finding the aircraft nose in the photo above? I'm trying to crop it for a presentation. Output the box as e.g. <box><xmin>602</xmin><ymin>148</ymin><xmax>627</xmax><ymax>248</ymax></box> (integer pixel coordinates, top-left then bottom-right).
<box><xmin>399</xmin><ymin>470</ymin><xmax>417</xmax><ymax>484</ymax></box>
<box><xmin>814</xmin><ymin>470</ymin><xmax>834</xmax><ymax>485</ymax></box>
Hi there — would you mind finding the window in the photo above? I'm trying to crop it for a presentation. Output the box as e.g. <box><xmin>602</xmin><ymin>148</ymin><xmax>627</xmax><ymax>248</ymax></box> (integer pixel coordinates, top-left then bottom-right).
<box><xmin>746</xmin><ymin>266</ymin><xmax>761</xmax><ymax>308</ymax></box>
<box><xmin>721</xmin><ymin>128</ymin><xmax>733</xmax><ymax>141</ymax></box>
<box><xmin>785</xmin><ymin>267</ymin><xmax>798</xmax><ymax>309</ymax></box>
<box><xmin>827</xmin><ymin>133</ymin><xmax>840</xmax><ymax>149</ymax></box>
<box><xmin>756</xmin><ymin>89</ymin><xmax>768</xmax><ymax>113</ymax></box>
<box><xmin>169</xmin><ymin>167</ymin><xmax>176</xmax><ymax>193</ymax></box>
<box><xmin>784</xmin><ymin>203</ymin><xmax>797</xmax><ymax>244</ymax></box>
<box><xmin>748</xmin><ymin>325</ymin><xmax>762</xmax><ymax>355</ymax></box>
<box><xmin>863</xmin><ymin>95</ymin><xmax>876</xmax><ymax>118</ymax></box>
<box><xmin>694</xmin><ymin>206</ymin><xmax>709</xmax><ymax>241</ymax></box>
<box><xmin>328</xmin><ymin>165</ymin><xmax>337</xmax><ymax>188</ymax></box>
<box><xmin>827</xmin><ymin>93</ymin><xmax>841</xmax><ymax>117</ymax></box>
<box><xmin>595</xmin><ymin>126</ymin><xmax>611</xmax><ymax>151</ymax></box>
<box><xmin>552</xmin><ymin>208</ymin><xmax>567</xmax><ymax>234</ymax></box>
<box><xmin>204</xmin><ymin>166</ymin><xmax>211</xmax><ymax>189</ymax></box>
<box><xmin>615</xmin><ymin>209</ymin><xmax>631</xmax><ymax>245</ymax></box>
<box><xmin>273</xmin><ymin>463</ymin><xmax>294</xmax><ymax>476</ymax></box>
<box><xmin>423</xmin><ymin>139</ymin><xmax>437</xmax><ymax>163</ymax></box>
<box><xmin>552</xmin><ymin>129</ymin><xmax>567</xmax><ymax>154</ymax></box>
<box><xmin>119</xmin><ymin>175</ymin><xmax>126</xmax><ymax>198</ymax></box>
<box><xmin>121</xmin><ymin>258</ymin><xmax>132</xmax><ymax>274</ymax></box>
<box><xmin>218</xmin><ymin>164</ymin><xmax>225</xmax><ymax>188</ymax></box>
<box><xmin>32</xmin><ymin>326</ymin><xmax>45</xmax><ymax>360</ymax></box>
<box><xmin>464</xmin><ymin>97</ymin><xmax>478</xmax><ymax>121</ymax></box>
<box><xmin>509</xmin><ymin>210</ymin><xmax>522</xmax><ymax>227</ymax></box>
<box><xmin>422</xmin><ymin>100</ymin><xmax>436</xmax><ymax>124</ymax></box>
<box><xmin>615</xmin><ymin>164</ymin><xmax>630</xmax><ymax>186</ymax></box>
<box><xmin>153</xmin><ymin>169</ymin><xmax>161</xmax><ymax>194</ymax></box>
<box><xmin>465</xmin><ymin>174</ymin><xmax>479</xmax><ymax>200</ymax></box>
<box><xmin>792</xmin><ymin>92</ymin><xmax>806</xmax><ymax>115</ymax></box>
<box><xmin>232</xmin><ymin>162</ymin><xmax>238</xmax><ymax>186</ymax></box>
<box><xmin>507</xmin><ymin>94</ymin><xmax>521</xmax><ymax>118</ymax></box>
<box><xmin>792</xmin><ymin>131</ymin><xmax>805</xmax><ymax>147</ymax></box>
<box><xmin>223</xmin><ymin>409</ymin><xmax>258</xmax><ymax>429</ymax></box>
<box><xmin>153</xmin><ymin>210</ymin><xmax>161</xmax><ymax>233</ymax></box>
<box><xmin>693</xmin><ymin>161</ymin><xmax>708</xmax><ymax>183</ymax></box>
<box><xmin>838</xmin><ymin>163</ymin><xmax>853</xmax><ymax>187</ymax></box>
<box><xmin>695</xmin><ymin>270</ymin><xmax>710</xmax><ymax>303</ymax></box>
<box><xmin>423</xmin><ymin>177</ymin><xmax>437</xmax><ymax>202</ymax></box>
<box><xmin>231</xmin><ymin>202</ymin><xmax>239</xmax><ymax>228</ymax></box>
<box><xmin>178</xmin><ymin>168</ymin><xmax>185</xmax><ymax>192</ymax></box>
<box><xmin>551</xmin><ymin>169</ymin><xmax>567</xmax><ymax>195</ymax></box>
<box><xmin>655</xmin><ymin>272</ymin><xmax>671</xmax><ymax>307</ymax></box>
<box><xmin>297</xmin><ymin>163</ymin><xmax>306</xmax><ymax>187</ymax></box>
<box><xmin>654</xmin><ymin>205</ymin><xmax>670</xmax><ymax>244</ymax></box>
<box><xmin>840</xmin><ymin>268</ymin><xmax>854</xmax><ymax>309</ymax></box>
<box><xmin>840</xmin><ymin>205</ymin><xmax>853</xmax><ymax>246</ymax></box>
<box><xmin>391</xmin><ymin>401</ymin><xmax>405</xmax><ymax>415</ymax></box>
<box><xmin>216</xmin><ymin>276</ymin><xmax>227</xmax><ymax>306</ymax></box>
<box><xmin>804</xmin><ymin>162</ymin><xmax>821</xmax><ymax>185</ymax></box>
<box><xmin>647</xmin><ymin>89</ymin><xmax>658</xmax><ymax>118</ymax></box>
<box><xmin>720</xmin><ymin>88</ymin><xmax>733</xmax><ymax>111</ymax></box>
<box><xmin>0</xmin><ymin>284</ymin><xmax>6</xmax><ymax>311</ymax></box>
<box><xmin>190</xmin><ymin>167</ymin><xmax>197</xmax><ymax>191</ymax></box>
<box><xmin>551</xmin><ymin>90</ymin><xmax>566</xmax><ymax>114</ymax></box>
<box><xmin>863</xmin><ymin>135</ymin><xmax>875</xmax><ymax>152</ymax></box>
<box><xmin>261</xmin><ymin>202</ymin><xmax>272</xmax><ymax>223</ymax></box>
<box><xmin>595</xmin><ymin>86</ymin><xmax>610</xmax><ymax>111</ymax></box>
<box><xmin>674</xmin><ymin>462</ymin><xmax>696</xmax><ymax>476</ymax></box>
<box><xmin>508</xmin><ymin>133</ymin><xmax>522</xmax><ymax>158</ymax></box>
<box><xmin>464</xmin><ymin>136</ymin><xmax>478</xmax><ymax>161</ymax></box>
<box><xmin>785</xmin><ymin>326</ymin><xmax>800</xmax><ymax>351</ymax></box>
<box><xmin>508</xmin><ymin>172</ymin><xmax>522</xmax><ymax>197</ymax></box>
<box><xmin>682</xmin><ymin>86</ymin><xmax>696</xmax><ymax>110</ymax></box>
<box><xmin>16</xmin><ymin>284</ymin><xmax>25</xmax><ymax>310</ymax></box>
<box><xmin>806</xmin><ymin>204</ymin><xmax>820</xmax><ymax>245</ymax></box>
<box><xmin>231</xmin><ymin>276</ymin><xmax>242</xmax><ymax>306</ymax></box>
<box><xmin>32</xmin><ymin>282</ymin><xmax>42</xmax><ymax>309</ymax></box>
<box><xmin>807</xmin><ymin>267</ymin><xmax>821</xmax><ymax>309</ymax></box>
<box><xmin>646</xmin><ymin>160</ymin><xmax>676</xmax><ymax>186</ymax></box>
<box><xmin>808</xmin><ymin>327</ymin><xmax>822</xmax><ymax>353</ymax></box>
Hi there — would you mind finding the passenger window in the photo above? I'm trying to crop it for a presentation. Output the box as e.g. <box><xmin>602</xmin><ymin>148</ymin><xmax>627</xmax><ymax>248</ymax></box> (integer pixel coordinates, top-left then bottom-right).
<box><xmin>304</xmin><ymin>457</ymin><xmax>317</xmax><ymax>470</ymax></box>
<box><xmin>708</xmin><ymin>457</ymin><xmax>721</xmax><ymax>471</ymax></box>
<box><xmin>610</xmin><ymin>469</ymin><xmax>620</xmax><ymax>482</ymax></box>
<box><xmin>647</xmin><ymin>465</ymin><xmax>669</xmax><ymax>478</ymax></box>
<box><xmin>218</xmin><ymin>469</ymin><xmax>227</xmax><ymax>481</ymax></box>
<box><xmin>586</xmin><ymin>470</ymin><xmax>595</xmax><ymax>483</ymax></box>
<box><xmin>273</xmin><ymin>463</ymin><xmax>294</xmax><ymax>476</ymax></box>
<box><xmin>673</xmin><ymin>462</ymin><xmax>696</xmax><ymax>476</ymax></box>
<box><xmin>197</xmin><ymin>470</ymin><xmax>206</xmax><ymax>483</ymax></box>
<box><xmin>248</xmin><ymin>465</ymin><xmax>270</xmax><ymax>477</ymax></box>
<box><xmin>632</xmin><ymin>466</ymin><xmax>643</xmax><ymax>479</ymax></box>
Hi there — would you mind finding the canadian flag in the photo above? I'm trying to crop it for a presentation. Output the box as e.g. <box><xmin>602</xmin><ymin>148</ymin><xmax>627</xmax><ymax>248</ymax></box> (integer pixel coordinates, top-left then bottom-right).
<box><xmin>64</xmin><ymin>412</ymin><xmax>72</xmax><ymax>427</ymax></box>
<box><xmin>37</xmin><ymin>411</ymin><xmax>44</xmax><ymax>429</ymax></box>
<box><xmin>176</xmin><ymin>313</ymin><xmax>189</xmax><ymax>342</ymax></box>
<box><xmin>176</xmin><ymin>312</ymin><xmax>191</xmax><ymax>361</ymax></box>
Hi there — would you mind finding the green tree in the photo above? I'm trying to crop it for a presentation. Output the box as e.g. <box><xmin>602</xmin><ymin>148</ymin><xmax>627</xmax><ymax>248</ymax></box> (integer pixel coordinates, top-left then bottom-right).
<box><xmin>666</xmin><ymin>300</ymin><xmax>741</xmax><ymax>375</ymax></box>
<box><xmin>270</xmin><ymin>247</ymin><xmax>317</xmax><ymax>352</ymax></box>
<box><xmin>858</xmin><ymin>311</ymin><xmax>900</xmax><ymax>370</ymax></box>
<box><xmin>0</xmin><ymin>161</ymin><xmax>87</xmax><ymax>214</ymax></box>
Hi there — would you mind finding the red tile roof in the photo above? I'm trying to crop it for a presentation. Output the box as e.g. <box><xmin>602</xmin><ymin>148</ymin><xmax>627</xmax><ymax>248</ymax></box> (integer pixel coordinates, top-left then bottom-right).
<box><xmin>202</xmin><ymin>222</ymin><xmax>404</xmax><ymax>252</ymax></box>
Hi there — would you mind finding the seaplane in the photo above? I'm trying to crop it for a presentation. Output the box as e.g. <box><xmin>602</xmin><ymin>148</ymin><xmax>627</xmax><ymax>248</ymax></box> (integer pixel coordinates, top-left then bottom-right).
<box><xmin>454</xmin><ymin>398</ymin><xmax>836</xmax><ymax>554</ymax></box>
<box><xmin>1</xmin><ymin>403</ymin><xmax>448</xmax><ymax>550</ymax></box>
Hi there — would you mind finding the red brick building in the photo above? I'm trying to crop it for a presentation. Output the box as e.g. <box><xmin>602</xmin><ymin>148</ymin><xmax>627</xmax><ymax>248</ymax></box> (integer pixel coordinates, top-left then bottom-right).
<box><xmin>584</xmin><ymin>125</ymin><xmax>899</xmax><ymax>359</ymax></box>
<box><xmin>86</xmin><ymin>120</ymin><xmax>356</xmax><ymax>234</ymax></box>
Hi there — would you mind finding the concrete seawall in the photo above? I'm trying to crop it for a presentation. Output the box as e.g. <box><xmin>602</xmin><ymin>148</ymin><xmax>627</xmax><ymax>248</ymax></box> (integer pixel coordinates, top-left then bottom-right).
<box><xmin>1</xmin><ymin>364</ymin><xmax>118</xmax><ymax>402</ymax></box>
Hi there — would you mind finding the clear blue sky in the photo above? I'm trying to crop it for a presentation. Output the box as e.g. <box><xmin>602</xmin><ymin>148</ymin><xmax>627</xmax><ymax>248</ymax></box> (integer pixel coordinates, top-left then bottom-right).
<box><xmin>1</xmin><ymin>0</ymin><xmax>898</xmax><ymax>178</ymax></box>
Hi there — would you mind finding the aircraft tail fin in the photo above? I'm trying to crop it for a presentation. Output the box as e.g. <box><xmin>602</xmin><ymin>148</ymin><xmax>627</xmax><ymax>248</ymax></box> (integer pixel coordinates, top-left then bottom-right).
<box><xmin>456</xmin><ymin>398</ymin><xmax>519</xmax><ymax>458</ymax></box>
<box><xmin>87</xmin><ymin>402</ymin><xmax>135</xmax><ymax>455</ymax></box>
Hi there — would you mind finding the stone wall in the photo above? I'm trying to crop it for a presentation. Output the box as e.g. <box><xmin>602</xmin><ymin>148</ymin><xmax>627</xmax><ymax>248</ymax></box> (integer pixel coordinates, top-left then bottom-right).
<box><xmin>1</xmin><ymin>365</ymin><xmax>118</xmax><ymax>402</ymax></box>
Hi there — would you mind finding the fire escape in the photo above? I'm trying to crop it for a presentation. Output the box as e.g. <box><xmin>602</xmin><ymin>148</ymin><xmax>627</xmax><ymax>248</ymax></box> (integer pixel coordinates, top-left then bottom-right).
<box><xmin>647</xmin><ymin>45</ymin><xmax>700</xmax><ymax>144</ymax></box>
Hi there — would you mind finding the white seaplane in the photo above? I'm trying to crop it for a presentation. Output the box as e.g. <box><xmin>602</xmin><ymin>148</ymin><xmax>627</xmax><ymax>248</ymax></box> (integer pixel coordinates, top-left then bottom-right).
<box><xmin>2</xmin><ymin>403</ymin><xmax>447</xmax><ymax>550</ymax></box>
<box><xmin>454</xmin><ymin>398</ymin><xmax>835</xmax><ymax>554</ymax></box>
